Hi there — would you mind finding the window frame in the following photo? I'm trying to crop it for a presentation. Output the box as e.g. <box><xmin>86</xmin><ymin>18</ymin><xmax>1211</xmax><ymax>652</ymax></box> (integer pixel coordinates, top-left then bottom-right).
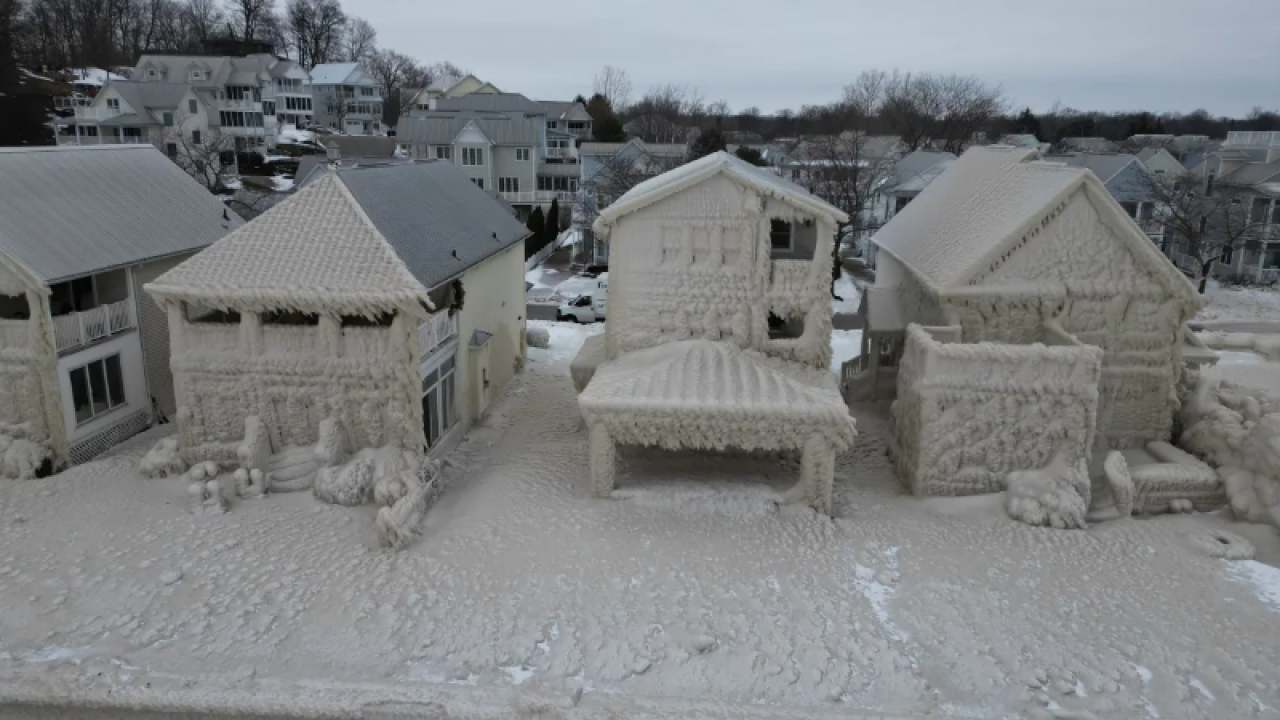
<box><xmin>435</xmin><ymin>145</ymin><xmax>453</xmax><ymax>160</ymax></box>
<box><xmin>462</xmin><ymin>147</ymin><xmax>483</xmax><ymax>166</ymax></box>
<box><xmin>769</xmin><ymin>219</ymin><xmax>794</xmax><ymax>251</ymax></box>
<box><xmin>498</xmin><ymin>177</ymin><xmax>519</xmax><ymax>193</ymax></box>
<box><xmin>69</xmin><ymin>354</ymin><xmax>127</xmax><ymax>426</ymax></box>
<box><xmin>516</xmin><ymin>147</ymin><xmax>530</xmax><ymax>162</ymax></box>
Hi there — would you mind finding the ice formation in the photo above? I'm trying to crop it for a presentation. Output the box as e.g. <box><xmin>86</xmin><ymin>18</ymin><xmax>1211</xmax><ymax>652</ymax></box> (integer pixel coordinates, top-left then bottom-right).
<box><xmin>1</xmin><ymin>434</ymin><xmax>50</xmax><ymax>480</ymax></box>
<box><xmin>526</xmin><ymin>326</ymin><xmax>550</xmax><ymax>349</ymax></box>
<box><xmin>139</xmin><ymin>437</ymin><xmax>186</xmax><ymax>478</ymax></box>
<box><xmin>575</xmin><ymin>153</ymin><xmax>856</xmax><ymax>514</ymax></box>
<box><xmin>0</xmin><ymin>257</ymin><xmax>68</xmax><ymax>473</ymax></box>
<box><xmin>858</xmin><ymin>148</ymin><xmax>1202</xmax><ymax>497</ymax></box>
<box><xmin>1177</xmin><ymin>373</ymin><xmax>1280</xmax><ymax>529</ymax></box>
<box><xmin>1103</xmin><ymin>451</ymin><xmax>1134</xmax><ymax>517</ymax></box>
<box><xmin>1005</xmin><ymin>453</ymin><xmax>1091</xmax><ymax>529</ymax></box>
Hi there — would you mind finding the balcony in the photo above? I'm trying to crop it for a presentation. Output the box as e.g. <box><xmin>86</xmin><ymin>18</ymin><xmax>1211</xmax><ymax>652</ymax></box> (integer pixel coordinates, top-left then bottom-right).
<box><xmin>219</xmin><ymin>97</ymin><xmax>261</xmax><ymax>110</ymax></box>
<box><xmin>544</xmin><ymin>147</ymin><xmax>575</xmax><ymax>160</ymax></box>
<box><xmin>54</xmin><ymin>96</ymin><xmax>93</xmax><ymax>110</ymax></box>
<box><xmin>73</xmin><ymin>106</ymin><xmax>124</xmax><ymax>121</ymax></box>
<box><xmin>56</xmin><ymin>133</ymin><xmax>150</xmax><ymax>146</ymax></box>
<box><xmin>51</xmin><ymin>299</ymin><xmax>134</xmax><ymax>353</ymax></box>
<box><xmin>1225</xmin><ymin>131</ymin><xmax>1280</xmax><ymax>148</ymax></box>
<box><xmin>500</xmin><ymin>190</ymin><xmax>579</xmax><ymax>205</ymax></box>
<box><xmin>417</xmin><ymin>311</ymin><xmax>459</xmax><ymax>358</ymax></box>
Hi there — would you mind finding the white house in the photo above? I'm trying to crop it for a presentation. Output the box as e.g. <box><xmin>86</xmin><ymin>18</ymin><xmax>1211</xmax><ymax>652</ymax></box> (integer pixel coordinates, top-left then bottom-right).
<box><xmin>574</xmin><ymin>152</ymin><xmax>858</xmax><ymax>513</ymax></box>
<box><xmin>849</xmin><ymin>146</ymin><xmax>1202</xmax><ymax>498</ymax></box>
<box><xmin>308</xmin><ymin>62</ymin><xmax>382</xmax><ymax>135</ymax></box>
<box><xmin>0</xmin><ymin>146</ymin><xmax>243</xmax><ymax>476</ymax></box>
<box><xmin>145</xmin><ymin>160</ymin><xmax>530</xmax><ymax>466</ymax></box>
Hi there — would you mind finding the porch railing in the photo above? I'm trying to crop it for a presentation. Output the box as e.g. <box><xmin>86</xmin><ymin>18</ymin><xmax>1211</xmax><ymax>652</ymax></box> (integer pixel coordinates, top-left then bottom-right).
<box><xmin>417</xmin><ymin>311</ymin><xmax>459</xmax><ymax>358</ymax></box>
<box><xmin>51</xmin><ymin>299</ymin><xmax>134</xmax><ymax>353</ymax></box>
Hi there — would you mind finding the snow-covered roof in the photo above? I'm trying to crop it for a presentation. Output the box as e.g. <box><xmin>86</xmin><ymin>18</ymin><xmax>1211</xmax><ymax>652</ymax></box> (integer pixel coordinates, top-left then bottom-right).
<box><xmin>874</xmin><ymin>146</ymin><xmax>1198</xmax><ymax>299</ymax></box>
<box><xmin>308</xmin><ymin>62</ymin><xmax>360</xmax><ymax>85</ymax></box>
<box><xmin>147</xmin><ymin>170</ymin><xmax>430</xmax><ymax>317</ymax></box>
<box><xmin>66</xmin><ymin>67</ymin><xmax>125</xmax><ymax>86</ymax></box>
<box><xmin>580</xmin><ymin>340</ymin><xmax>856</xmax><ymax>449</ymax></box>
<box><xmin>0</xmin><ymin>146</ymin><xmax>241</xmax><ymax>283</ymax></box>
<box><xmin>595</xmin><ymin>151</ymin><xmax>849</xmax><ymax>233</ymax></box>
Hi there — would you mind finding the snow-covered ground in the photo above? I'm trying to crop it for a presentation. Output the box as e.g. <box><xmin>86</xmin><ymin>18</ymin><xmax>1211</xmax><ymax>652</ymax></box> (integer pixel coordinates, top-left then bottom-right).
<box><xmin>1195</xmin><ymin>281</ymin><xmax>1280</xmax><ymax>324</ymax></box>
<box><xmin>1</xmin><ymin>324</ymin><xmax>1278</xmax><ymax>719</ymax></box>
<box><xmin>830</xmin><ymin>329</ymin><xmax>863</xmax><ymax>376</ymax></box>
<box><xmin>833</xmin><ymin>271</ymin><xmax>861</xmax><ymax>316</ymax></box>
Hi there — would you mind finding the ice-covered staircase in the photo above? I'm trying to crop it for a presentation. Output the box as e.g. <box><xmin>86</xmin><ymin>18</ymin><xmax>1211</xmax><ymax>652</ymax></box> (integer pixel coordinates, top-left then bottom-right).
<box><xmin>265</xmin><ymin>446</ymin><xmax>321</xmax><ymax>492</ymax></box>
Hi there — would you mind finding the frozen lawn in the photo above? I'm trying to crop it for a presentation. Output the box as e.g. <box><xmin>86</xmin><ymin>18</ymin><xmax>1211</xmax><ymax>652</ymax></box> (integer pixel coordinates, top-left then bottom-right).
<box><xmin>833</xmin><ymin>271</ymin><xmax>861</xmax><ymax>316</ymax></box>
<box><xmin>1196</xmin><ymin>281</ymin><xmax>1280</xmax><ymax>323</ymax></box>
<box><xmin>1</xmin><ymin>325</ymin><xmax>1279</xmax><ymax>719</ymax></box>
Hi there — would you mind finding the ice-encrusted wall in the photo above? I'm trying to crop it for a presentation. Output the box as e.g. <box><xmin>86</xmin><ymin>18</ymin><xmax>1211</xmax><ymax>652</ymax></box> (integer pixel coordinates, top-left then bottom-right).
<box><xmin>891</xmin><ymin>324</ymin><xmax>1102</xmax><ymax>496</ymax></box>
<box><xmin>0</xmin><ymin>257</ymin><xmax>65</xmax><ymax>474</ymax></box>
<box><xmin>605</xmin><ymin>174</ymin><xmax>835</xmax><ymax>368</ymax></box>
<box><xmin>935</xmin><ymin>188</ymin><xmax>1196</xmax><ymax>447</ymax></box>
<box><xmin>169</xmin><ymin>308</ymin><xmax>424</xmax><ymax>463</ymax></box>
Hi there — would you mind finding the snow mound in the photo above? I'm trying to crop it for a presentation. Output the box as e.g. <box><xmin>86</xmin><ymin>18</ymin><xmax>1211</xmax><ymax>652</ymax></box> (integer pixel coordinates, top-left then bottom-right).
<box><xmin>139</xmin><ymin>437</ymin><xmax>184</xmax><ymax>478</ymax></box>
<box><xmin>526</xmin><ymin>326</ymin><xmax>550</xmax><ymax>349</ymax></box>
<box><xmin>1</xmin><ymin>433</ymin><xmax>50</xmax><ymax>480</ymax></box>
<box><xmin>1005</xmin><ymin>454</ymin><xmax>1090</xmax><ymax>529</ymax></box>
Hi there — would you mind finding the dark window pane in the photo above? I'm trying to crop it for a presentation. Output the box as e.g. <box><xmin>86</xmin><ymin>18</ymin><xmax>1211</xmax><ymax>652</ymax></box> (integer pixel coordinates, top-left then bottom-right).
<box><xmin>104</xmin><ymin>355</ymin><xmax>125</xmax><ymax>408</ymax></box>
<box><xmin>70</xmin><ymin>367</ymin><xmax>91</xmax><ymax>423</ymax></box>
<box><xmin>87</xmin><ymin>359</ymin><xmax>109</xmax><ymax>416</ymax></box>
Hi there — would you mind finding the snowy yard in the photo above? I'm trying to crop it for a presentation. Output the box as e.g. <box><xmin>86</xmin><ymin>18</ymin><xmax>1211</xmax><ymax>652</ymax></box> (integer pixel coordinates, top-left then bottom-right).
<box><xmin>1195</xmin><ymin>281</ymin><xmax>1280</xmax><ymax>324</ymax></box>
<box><xmin>1</xmin><ymin>323</ymin><xmax>1278</xmax><ymax>719</ymax></box>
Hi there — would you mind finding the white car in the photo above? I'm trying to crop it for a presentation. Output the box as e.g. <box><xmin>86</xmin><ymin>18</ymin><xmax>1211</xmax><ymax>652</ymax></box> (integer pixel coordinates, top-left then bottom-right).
<box><xmin>557</xmin><ymin>294</ymin><xmax>605</xmax><ymax>323</ymax></box>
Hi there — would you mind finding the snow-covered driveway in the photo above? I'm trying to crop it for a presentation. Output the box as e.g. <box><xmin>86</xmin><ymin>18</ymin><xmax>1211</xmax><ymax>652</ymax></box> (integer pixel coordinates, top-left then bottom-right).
<box><xmin>0</xmin><ymin>324</ymin><xmax>1277</xmax><ymax>719</ymax></box>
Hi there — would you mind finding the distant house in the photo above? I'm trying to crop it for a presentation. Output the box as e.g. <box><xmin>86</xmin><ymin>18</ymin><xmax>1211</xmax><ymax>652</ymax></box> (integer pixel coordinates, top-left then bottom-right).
<box><xmin>308</xmin><ymin>62</ymin><xmax>382</xmax><ymax>135</ymax></box>
<box><xmin>869</xmin><ymin>150</ymin><xmax>957</xmax><ymax>226</ymax></box>
<box><xmin>0</xmin><ymin>146</ymin><xmax>243</xmax><ymax>475</ymax></box>
<box><xmin>1197</xmin><ymin>131</ymin><xmax>1280</xmax><ymax>283</ymax></box>
<box><xmin>540</xmin><ymin>100</ymin><xmax>594</xmax><ymax>140</ymax></box>
<box><xmin>1135</xmin><ymin>147</ymin><xmax>1185</xmax><ymax>176</ymax></box>
<box><xmin>1058</xmin><ymin>137</ymin><xmax>1116</xmax><ymax>153</ymax></box>
<box><xmin>577</xmin><ymin>138</ymin><xmax>689</xmax><ymax>265</ymax></box>
<box><xmin>146</xmin><ymin>160</ymin><xmax>530</xmax><ymax>462</ymax></box>
<box><xmin>1040</xmin><ymin>153</ymin><xmax>1165</xmax><ymax>246</ymax></box>
<box><xmin>403</xmin><ymin>74</ymin><xmax>500</xmax><ymax>111</ymax></box>
<box><xmin>853</xmin><ymin>146</ymin><xmax>1201</xmax><ymax>496</ymax></box>
<box><xmin>622</xmin><ymin>115</ymin><xmax>698</xmax><ymax>144</ymax></box>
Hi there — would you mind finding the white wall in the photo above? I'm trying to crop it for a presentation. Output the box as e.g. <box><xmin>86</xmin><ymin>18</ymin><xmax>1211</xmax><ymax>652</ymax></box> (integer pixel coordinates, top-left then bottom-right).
<box><xmin>455</xmin><ymin>243</ymin><xmax>526</xmax><ymax>424</ymax></box>
<box><xmin>56</xmin><ymin>331</ymin><xmax>149</xmax><ymax>444</ymax></box>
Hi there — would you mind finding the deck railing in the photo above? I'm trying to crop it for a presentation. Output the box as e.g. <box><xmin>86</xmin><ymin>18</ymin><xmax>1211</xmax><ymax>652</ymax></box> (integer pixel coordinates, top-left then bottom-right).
<box><xmin>417</xmin><ymin>311</ymin><xmax>459</xmax><ymax>358</ymax></box>
<box><xmin>51</xmin><ymin>299</ymin><xmax>134</xmax><ymax>352</ymax></box>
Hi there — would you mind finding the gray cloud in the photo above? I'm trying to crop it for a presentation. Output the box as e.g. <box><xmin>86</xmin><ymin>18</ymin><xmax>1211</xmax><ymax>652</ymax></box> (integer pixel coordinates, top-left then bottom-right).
<box><xmin>344</xmin><ymin>0</ymin><xmax>1280</xmax><ymax>116</ymax></box>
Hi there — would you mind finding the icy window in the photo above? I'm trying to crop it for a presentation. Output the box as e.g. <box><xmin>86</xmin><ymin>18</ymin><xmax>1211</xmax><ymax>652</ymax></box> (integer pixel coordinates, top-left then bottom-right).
<box><xmin>262</xmin><ymin>310</ymin><xmax>319</xmax><ymax>326</ymax></box>
<box><xmin>0</xmin><ymin>293</ymin><xmax>29</xmax><ymax>320</ymax></box>
<box><xmin>185</xmin><ymin>303</ymin><xmax>240</xmax><ymax>323</ymax></box>
<box><xmin>340</xmin><ymin>313</ymin><xmax>394</xmax><ymax>327</ymax></box>
<box><xmin>767</xmin><ymin>312</ymin><xmax>805</xmax><ymax>339</ymax></box>
<box><xmin>769</xmin><ymin>220</ymin><xmax>792</xmax><ymax>250</ymax></box>
<box><xmin>69</xmin><ymin>355</ymin><xmax>126</xmax><ymax>424</ymax></box>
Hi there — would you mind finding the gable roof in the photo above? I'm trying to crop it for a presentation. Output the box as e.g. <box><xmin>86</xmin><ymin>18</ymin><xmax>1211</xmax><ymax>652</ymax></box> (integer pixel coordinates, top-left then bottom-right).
<box><xmin>109</xmin><ymin>80</ymin><xmax>191</xmax><ymax>115</ymax></box>
<box><xmin>888</xmin><ymin>150</ymin><xmax>956</xmax><ymax>192</ymax></box>
<box><xmin>308</xmin><ymin>62</ymin><xmax>360</xmax><ymax>85</ymax></box>
<box><xmin>335</xmin><ymin>161</ymin><xmax>530</xmax><ymax>290</ymax></box>
<box><xmin>0</xmin><ymin>146</ymin><xmax>242</xmax><ymax>284</ymax></box>
<box><xmin>595</xmin><ymin>151</ymin><xmax>849</xmax><ymax>233</ymax></box>
<box><xmin>1220</xmin><ymin>161</ymin><xmax>1280</xmax><ymax>187</ymax></box>
<box><xmin>398</xmin><ymin>111</ymin><xmax>539</xmax><ymax>146</ymax></box>
<box><xmin>147</xmin><ymin>170</ymin><xmax>429</xmax><ymax>316</ymax></box>
<box><xmin>432</xmin><ymin>92</ymin><xmax>544</xmax><ymax>114</ymax></box>
<box><xmin>874</xmin><ymin>146</ymin><xmax>1197</xmax><ymax>300</ymax></box>
<box><xmin>1041</xmin><ymin>152</ymin><xmax>1139</xmax><ymax>185</ymax></box>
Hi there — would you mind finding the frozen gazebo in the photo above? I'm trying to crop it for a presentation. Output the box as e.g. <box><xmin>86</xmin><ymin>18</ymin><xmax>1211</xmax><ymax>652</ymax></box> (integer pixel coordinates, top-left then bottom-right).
<box><xmin>576</xmin><ymin>151</ymin><xmax>857</xmax><ymax>513</ymax></box>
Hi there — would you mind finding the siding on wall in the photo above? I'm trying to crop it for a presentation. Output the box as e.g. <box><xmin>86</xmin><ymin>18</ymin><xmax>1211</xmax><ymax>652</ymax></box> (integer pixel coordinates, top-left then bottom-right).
<box><xmin>133</xmin><ymin>253</ymin><xmax>195</xmax><ymax>417</ymax></box>
<box><xmin>454</xmin><ymin>243</ymin><xmax>526</xmax><ymax>424</ymax></box>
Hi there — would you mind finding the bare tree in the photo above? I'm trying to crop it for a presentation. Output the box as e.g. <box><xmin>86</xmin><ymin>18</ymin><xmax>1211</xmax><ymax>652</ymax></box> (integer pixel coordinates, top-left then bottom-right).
<box><xmin>582</xmin><ymin>147</ymin><xmax>684</xmax><ymax>225</ymax></box>
<box><xmin>339</xmin><ymin>15</ymin><xmax>375</xmax><ymax>61</ymax></box>
<box><xmin>878</xmin><ymin>70</ymin><xmax>1004</xmax><ymax>153</ymax></box>
<box><xmin>1141</xmin><ymin>171</ymin><xmax>1272</xmax><ymax>292</ymax></box>
<box><xmin>183</xmin><ymin>0</ymin><xmax>223</xmax><ymax>45</ymax></box>
<box><xmin>592</xmin><ymin>65</ymin><xmax>631</xmax><ymax>114</ymax></box>
<box><xmin>224</xmin><ymin>0</ymin><xmax>273</xmax><ymax>41</ymax></box>
<box><xmin>285</xmin><ymin>0</ymin><xmax>344</xmax><ymax>68</ymax></box>
<box><xmin>365</xmin><ymin>48</ymin><xmax>426</xmax><ymax>127</ymax></box>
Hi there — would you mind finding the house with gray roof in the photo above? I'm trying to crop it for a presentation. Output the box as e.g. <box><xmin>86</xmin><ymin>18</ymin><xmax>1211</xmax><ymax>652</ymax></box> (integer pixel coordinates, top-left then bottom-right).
<box><xmin>308</xmin><ymin>62</ymin><xmax>382</xmax><ymax>135</ymax></box>
<box><xmin>1040</xmin><ymin>153</ymin><xmax>1166</xmax><ymax>245</ymax></box>
<box><xmin>1197</xmin><ymin>132</ymin><xmax>1280</xmax><ymax>282</ymax></box>
<box><xmin>146</xmin><ymin>160</ymin><xmax>531</xmax><ymax>459</ymax></box>
<box><xmin>0</xmin><ymin>146</ymin><xmax>244</xmax><ymax>475</ymax></box>
<box><xmin>403</xmin><ymin>74</ymin><xmax>501</xmax><ymax>111</ymax></box>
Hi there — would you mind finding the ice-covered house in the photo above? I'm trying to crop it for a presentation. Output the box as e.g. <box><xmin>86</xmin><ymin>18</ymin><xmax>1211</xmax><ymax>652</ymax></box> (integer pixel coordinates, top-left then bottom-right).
<box><xmin>0</xmin><ymin>146</ymin><xmax>242</xmax><ymax>478</ymax></box>
<box><xmin>573</xmin><ymin>151</ymin><xmax>858</xmax><ymax>513</ymax></box>
<box><xmin>848</xmin><ymin>146</ymin><xmax>1203</xmax><ymax>496</ymax></box>
<box><xmin>145</xmin><ymin>160</ymin><xmax>530</xmax><ymax>467</ymax></box>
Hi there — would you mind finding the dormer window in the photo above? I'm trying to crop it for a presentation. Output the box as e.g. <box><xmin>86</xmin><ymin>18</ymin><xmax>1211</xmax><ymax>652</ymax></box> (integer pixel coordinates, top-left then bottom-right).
<box><xmin>189</xmin><ymin>70</ymin><xmax>203</xmax><ymax>80</ymax></box>
<box><xmin>106</xmin><ymin>98</ymin><xmax>119</xmax><ymax>111</ymax></box>
<box><xmin>146</xmin><ymin>69</ymin><xmax>157</xmax><ymax>78</ymax></box>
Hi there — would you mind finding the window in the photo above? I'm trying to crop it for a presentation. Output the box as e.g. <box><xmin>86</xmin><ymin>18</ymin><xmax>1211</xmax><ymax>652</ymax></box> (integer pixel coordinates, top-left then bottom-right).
<box><xmin>81</xmin><ymin>125</ymin><xmax>98</xmax><ymax>137</ymax></box>
<box><xmin>435</xmin><ymin>146</ymin><xmax>453</xmax><ymax>160</ymax></box>
<box><xmin>165</xmin><ymin>143</ymin><xmax>177</xmax><ymax>159</ymax></box>
<box><xmin>1272</xmin><ymin>203</ymin><xmax>1280</xmax><ymax>226</ymax></box>
<box><xmin>462</xmin><ymin>147</ymin><xmax>483</xmax><ymax>165</ymax></box>
<box><xmin>360</xmin><ymin>86</ymin><xmax>375</xmax><ymax>96</ymax></box>
<box><xmin>1206</xmin><ymin>172</ymin><xmax>1216</xmax><ymax>196</ymax></box>
<box><xmin>69</xmin><ymin>355</ymin><xmax>126</xmax><ymax>425</ymax></box>
<box><xmin>498</xmin><ymin>177</ymin><xmax>519</xmax><ymax>193</ymax></box>
<box><xmin>547</xmin><ymin>120</ymin><xmax>558</xmax><ymax>130</ymax></box>
<box><xmin>421</xmin><ymin>353</ymin><xmax>457</xmax><ymax>449</ymax></box>
<box><xmin>189</xmin><ymin>70</ymin><xmax>202</xmax><ymax>80</ymax></box>
<box><xmin>1119</xmin><ymin>201</ymin><xmax>1138</xmax><ymax>218</ymax></box>
<box><xmin>262</xmin><ymin>100</ymin><xmax>275</xmax><ymax>116</ymax></box>
<box><xmin>537</xmin><ymin>176</ymin><xmax>578</xmax><ymax>192</ymax></box>
<box><xmin>568</xmin><ymin>121</ymin><xmax>586</xmax><ymax>131</ymax></box>
<box><xmin>191</xmin><ymin>130</ymin><xmax>202</xmax><ymax>146</ymax></box>
<box><xmin>471</xmin><ymin>178</ymin><xmax>484</xmax><ymax>189</ymax></box>
<box><xmin>262</xmin><ymin>310</ymin><xmax>319</xmax><ymax>325</ymax></box>
<box><xmin>1221</xmin><ymin>245</ymin><xmax>1234</xmax><ymax>264</ymax></box>
<box><xmin>1251</xmin><ymin>197</ymin><xmax>1270</xmax><ymax>223</ymax></box>
<box><xmin>769</xmin><ymin>220</ymin><xmax>793</xmax><ymax>250</ymax></box>
<box><xmin>894</xmin><ymin>196</ymin><xmax>912</xmax><ymax>213</ymax></box>
<box><xmin>146</xmin><ymin>69</ymin><xmax>156</xmax><ymax>78</ymax></box>
<box><xmin>188</xmin><ymin>99</ymin><xmax>198</xmax><ymax>114</ymax></box>
<box><xmin>106</xmin><ymin>98</ymin><xmax>119</xmax><ymax>111</ymax></box>
<box><xmin>162</xmin><ymin>111</ymin><xmax>173</xmax><ymax>126</ymax></box>
<box><xmin>516</xmin><ymin>147</ymin><xmax>530</xmax><ymax>162</ymax></box>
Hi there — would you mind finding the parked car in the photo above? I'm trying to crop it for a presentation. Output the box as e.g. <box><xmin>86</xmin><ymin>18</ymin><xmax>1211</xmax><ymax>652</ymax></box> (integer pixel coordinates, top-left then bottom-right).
<box><xmin>556</xmin><ymin>275</ymin><xmax>608</xmax><ymax>323</ymax></box>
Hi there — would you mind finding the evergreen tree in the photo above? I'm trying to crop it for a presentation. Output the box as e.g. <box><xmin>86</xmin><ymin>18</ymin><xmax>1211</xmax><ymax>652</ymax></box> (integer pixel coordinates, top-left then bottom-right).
<box><xmin>545</xmin><ymin>198</ymin><xmax>561</xmax><ymax>245</ymax></box>
<box><xmin>687</xmin><ymin>128</ymin><xmax>727</xmax><ymax>161</ymax></box>
<box><xmin>734</xmin><ymin>146</ymin><xmax>766</xmax><ymax>166</ymax></box>
<box><xmin>524</xmin><ymin>206</ymin><xmax>546</xmax><ymax>259</ymax></box>
<box><xmin>1014</xmin><ymin>108</ymin><xmax>1041</xmax><ymax>140</ymax></box>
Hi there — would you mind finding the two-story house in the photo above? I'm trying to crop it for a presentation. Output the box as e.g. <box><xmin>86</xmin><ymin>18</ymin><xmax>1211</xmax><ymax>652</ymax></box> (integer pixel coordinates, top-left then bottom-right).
<box><xmin>54</xmin><ymin>80</ymin><xmax>193</xmax><ymax>150</ymax></box>
<box><xmin>1198</xmin><ymin>131</ymin><xmax>1280</xmax><ymax>283</ymax></box>
<box><xmin>0</xmin><ymin>146</ymin><xmax>242</xmax><ymax>477</ymax></box>
<box><xmin>399</xmin><ymin>93</ymin><xmax>590</xmax><ymax>220</ymax></box>
<box><xmin>575</xmin><ymin>139</ymin><xmax>690</xmax><ymax>266</ymax></box>
<box><xmin>308</xmin><ymin>62</ymin><xmax>382</xmax><ymax>135</ymax></box>
<box><xmin>403</xmin><ymin>74</ymin><xmax>501</xmax><ymax>112</ymax></box>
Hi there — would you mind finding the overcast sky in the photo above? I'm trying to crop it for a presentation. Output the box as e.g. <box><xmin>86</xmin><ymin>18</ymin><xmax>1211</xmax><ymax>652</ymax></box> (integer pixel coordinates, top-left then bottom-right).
<box><xmin>346</xmin><ymin>0</ymin><xmax>1279</xmax><ymax>117</ymax></box>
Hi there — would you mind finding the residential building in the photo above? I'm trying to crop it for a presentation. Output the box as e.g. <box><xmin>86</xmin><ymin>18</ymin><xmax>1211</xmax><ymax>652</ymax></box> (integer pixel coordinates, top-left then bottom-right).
<box><xmin>540</xmin><ymin>100</ymin><xmax>594</xmax><ymax>139</ymax></box>
<box><xmin>145</xmin><ymin>160</ymin><xmax>529</xmax><ymax>462</ymax></box>
<box><xmin>0</xmin><ymin>146</ymin><xmax>243</xmax><ymax>475</ymax></box>
<box><xmin>577</xmin><ymin>139</ymin><xmax>688</xmax><ymax>265</ymax></box>
<box><xmin>1135</xmin><ymin>147</ymin><xmax>1186</xmax><ymax>176</ymax></box>
<box><xmin>852</xmin><ymin>146</ymin><xmax>1200</xmax><ymax>497</ymax></box>
<box><xmin>1040</xmin><ymin>153</ymin><xmax>1166</xmax><ymax>247</ymax></box>
<box><xmin>574</xmin><ymin>151</ymin><xmax>856</xmax><ymax>513</ymax></box>
<box><xmin>398</xmin><ymin>93</ymin><xmax>590</xmax><ymax>219</ymax></box>
<box><xmin>1058</xmin><ymin>137</ymin><xmax>1117</xmax><ymax>153</ymax></box>
<box><xmin>863</xmin><ymin>150</ymin><xmax>956</xmax><ymax>265</ymax></box>
<box><xmin>308</xmin><ymin>62</ymin><xmax>382</xmax><ymax>135</ymax></box>
<box><xmin>53</xmin><ymin>80</ymin><xmax>193</xmax><ymax>149</ymax></box>
<box><xmin>404</xmin><ymin>74</ymin><xmax>500</xmax><ymax>111</ymax></box>
<box><xmin>1196</xmin><ymin>131</ymin><xmax>1280</xmax><ymax>283</ymax></box>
